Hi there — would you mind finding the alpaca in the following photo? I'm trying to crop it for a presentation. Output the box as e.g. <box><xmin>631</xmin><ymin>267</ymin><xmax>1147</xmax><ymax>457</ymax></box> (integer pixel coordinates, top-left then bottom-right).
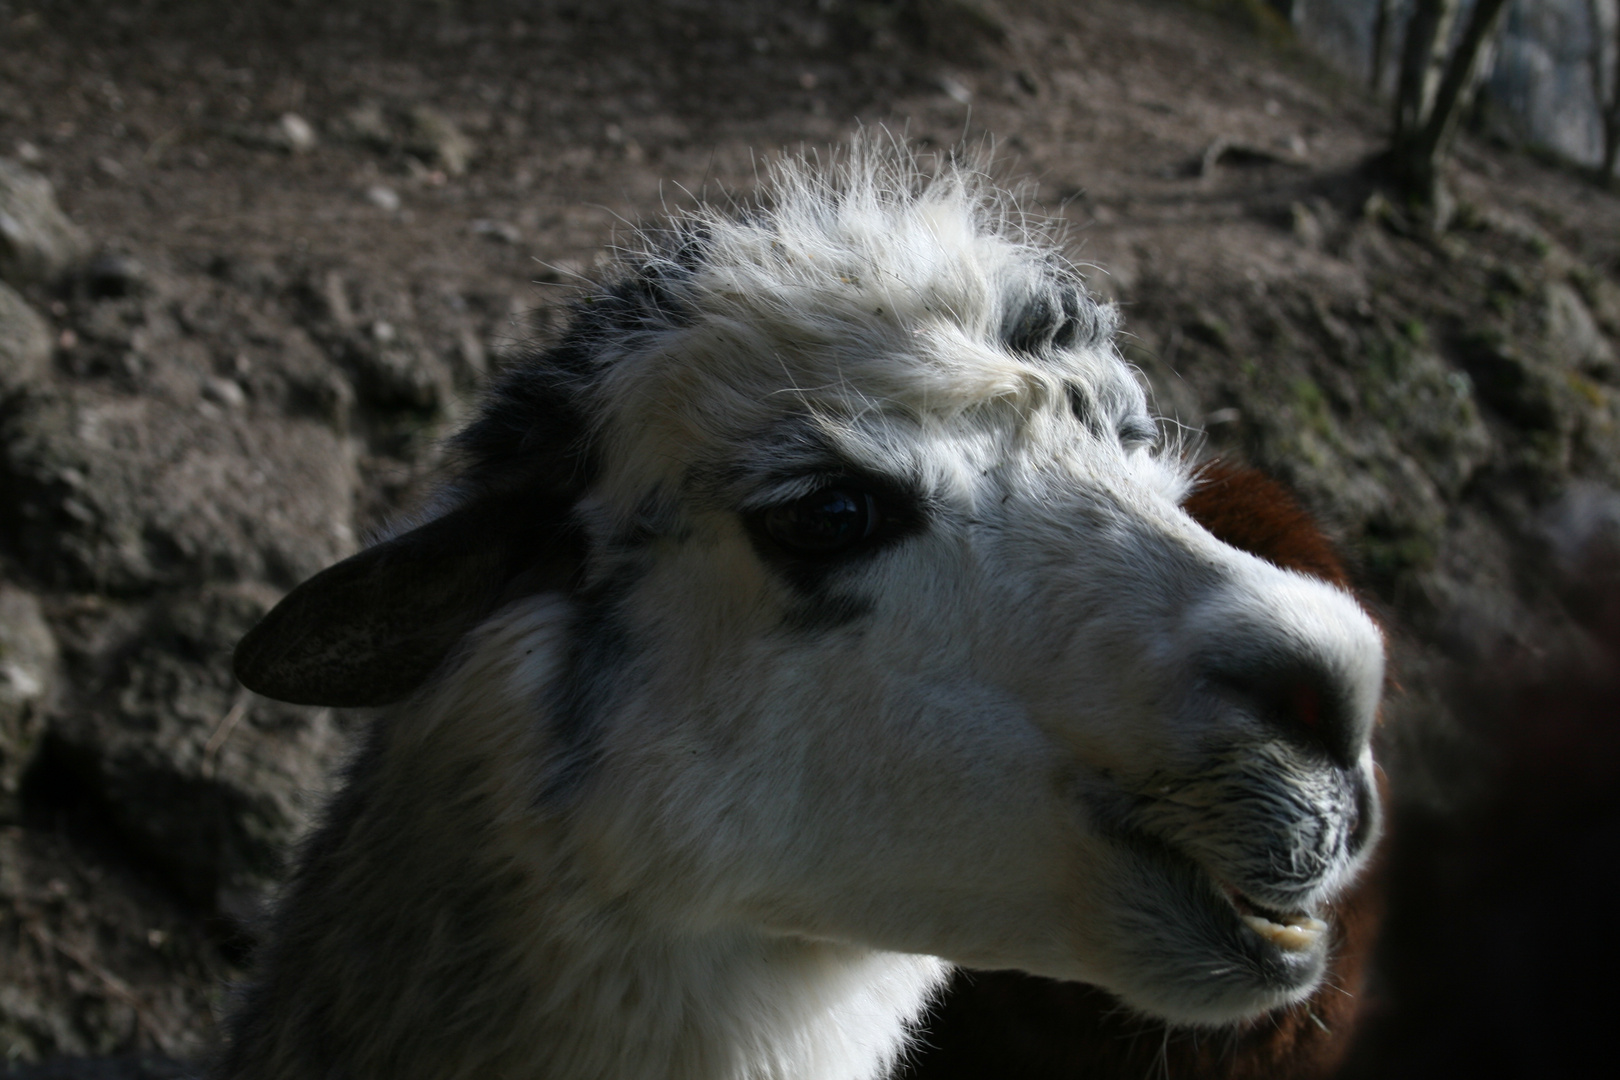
<box><xmin>221</xmin><ymin>143</ymin><xmax>1385</xmax><ymax>1080</ymax></box>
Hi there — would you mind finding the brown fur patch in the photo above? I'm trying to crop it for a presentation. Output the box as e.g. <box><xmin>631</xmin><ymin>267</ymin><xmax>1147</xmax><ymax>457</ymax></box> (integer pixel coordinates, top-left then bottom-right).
<box><xmin>1181</xmin><ymin>461</ymin><xmax>1349</xmax><ymax>589</ymax></box>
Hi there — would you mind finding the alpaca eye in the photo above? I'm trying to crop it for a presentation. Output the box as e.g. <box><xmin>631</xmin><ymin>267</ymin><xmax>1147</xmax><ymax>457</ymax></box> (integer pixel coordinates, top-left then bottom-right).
<box><xmin>763</xmin><ymin>487</ymin><xmax>880</xmax><ymax>555</ymax></box>
<box><xmin>1120</xmin><ymin>416</ymin><xmax>1159</xmax><ymax>449</ymax></box>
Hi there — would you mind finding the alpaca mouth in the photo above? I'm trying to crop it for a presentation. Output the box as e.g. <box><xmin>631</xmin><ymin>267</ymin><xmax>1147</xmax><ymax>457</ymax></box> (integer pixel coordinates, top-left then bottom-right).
<box><xmin>1081</xmin><ymin>823</ymin><xmax>1337</xmax><ymax>1023</ymax></box>
<box><xmin>1220</xmin><ymin>882</ymin><xmax>1327</xmax><ymax>954</ymax></box>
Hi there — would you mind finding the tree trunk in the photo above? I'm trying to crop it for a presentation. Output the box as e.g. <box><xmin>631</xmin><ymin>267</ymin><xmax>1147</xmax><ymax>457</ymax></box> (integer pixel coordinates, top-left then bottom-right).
<box><xmin>1607</xmin><ymin>6</ymin><xmax>1620</xmax><ymax>183</ymax></box>
<box><xmin>1593</xmin><ymin>0</ymin><xmax>1620</xmax><ymax>184</ymax></box>
<box><xmin>1388</xmin><ymin>0</ymin><xmax>1512</xmax><ymax>218</ymax></box>
<box><xmin>1393</xmin><ymin>0</ymin><xmax>1459</xmax><ymax>148</ymax></box>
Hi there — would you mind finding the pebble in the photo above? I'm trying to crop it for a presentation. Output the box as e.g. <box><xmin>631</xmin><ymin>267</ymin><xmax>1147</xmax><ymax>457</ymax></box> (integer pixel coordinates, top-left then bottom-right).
<box><xmin>0</xmin><ymin>584</ymin><xmax>57</xmax><ymax>819</ymax></box>
<box><xmin>365</xmin><ymin>184</ymin><xmax>401</xmax><ymax>212</ymax></box>
<box><xmin>406</xmin><ymin>105</ymin><xmax>473</xmax><ymax>176</ymax></box>
<box><xmin>277</xmin><ymin>112</ymin><xmax>318</xmax><ymax>154</ymax></box>
<box><xmin>0</xmin><ymin>156</ymin><xmax>91</xmax><ymax>286</ymax></box>
<box><xmin>0</xmin><ymin>280</ymin><xmax>52</xmax><ymax>394</ymax></box>
<box><xmin>84</xmin><ymin>251</ymin><xmax>146</xmax><ymax>298</ymax></box>
<box><xmin>939</xmin><ymin>76</ymin><xmax>973</xmax><ymax>104</ymax></box>
<box><xmin>471</xmin><ymin>218</ymin><xmax>521</xmax><ymax>244</ymax></box>
<box><xmin>201</xmin><ymin>376</ymin><xmax>248</xmax><ymax>409</ymax></box>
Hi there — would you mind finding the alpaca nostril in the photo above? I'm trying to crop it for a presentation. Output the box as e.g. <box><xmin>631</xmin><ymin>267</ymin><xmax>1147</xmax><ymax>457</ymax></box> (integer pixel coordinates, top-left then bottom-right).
<box><xmin>1205</xmin><ymin>660</ymin><xmax>1359</xmax><ymax>768</ymax></box>
<box><xmin>1289</xmin><ymin>680</ymin><xmax>1322</xmax><ymax>733</ymax></box>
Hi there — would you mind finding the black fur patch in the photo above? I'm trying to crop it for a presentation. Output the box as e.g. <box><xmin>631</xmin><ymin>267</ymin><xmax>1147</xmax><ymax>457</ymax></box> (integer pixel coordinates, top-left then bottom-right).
<box><xmin>536</xmin><ymin>577</ymin><xmax>639</xmax><ymax>804</ymax></box>
<box><xmin>1001</xmin><ymin>272</ymin><xmax>1116</xmax><ymax>359</ymax></box>
<box><xmin>1066</xmin><ymin>382</ymin><xmax>1096</xmax><ymax>424</ymax></box>
<box><xmin>454</xmin><ymin>232</ymin><xmax>707</xmax><ymax>501</ymax></box>
<box><xmin>450</xmin><ymin>239</ymin><xmax>710</xmax><ymax>802</ymax></box>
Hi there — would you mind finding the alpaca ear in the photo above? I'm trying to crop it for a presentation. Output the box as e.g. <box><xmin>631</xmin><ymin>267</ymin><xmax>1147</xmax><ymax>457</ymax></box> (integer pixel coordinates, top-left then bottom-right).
<box><xmin>234</xmin><ymin>495</ymin><xmax>582</xmax><ymax>708</ymax></box>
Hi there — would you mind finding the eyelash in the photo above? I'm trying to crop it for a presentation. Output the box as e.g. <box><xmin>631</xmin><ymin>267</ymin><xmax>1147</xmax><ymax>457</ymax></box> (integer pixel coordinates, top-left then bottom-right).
<box><xmin>1066</xmin><ymin>385</ymin><xmax>1156</xmax><ymax>449</ymax></box>
<box><xmin>1119</xmin><ymin>418</ymin><xmax>1159</xmax><ymax>449</ymax></box>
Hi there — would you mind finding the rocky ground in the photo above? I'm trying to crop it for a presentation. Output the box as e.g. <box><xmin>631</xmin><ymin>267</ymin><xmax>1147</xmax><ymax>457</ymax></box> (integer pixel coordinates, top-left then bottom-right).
<box><xmin>2</xmin><ymin>0</ymin><xmax>1618</xmax><ymax>1074</ymax></box>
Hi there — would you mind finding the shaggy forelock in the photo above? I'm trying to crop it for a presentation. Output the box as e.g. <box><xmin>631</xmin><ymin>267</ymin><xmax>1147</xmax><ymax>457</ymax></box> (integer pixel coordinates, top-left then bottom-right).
<box><xmin>459</xmin><ymin>142</ymin><xmax>1150</xmax><ymax>518</ymax></box>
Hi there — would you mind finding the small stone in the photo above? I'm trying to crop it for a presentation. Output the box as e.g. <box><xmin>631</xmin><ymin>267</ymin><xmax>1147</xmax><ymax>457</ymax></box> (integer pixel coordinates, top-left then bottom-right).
<box><xmin>405</xmin><ymin>106</ymin><xmax>473</xmax><ymax>176</ymax></box>
<box><xmin>202</xmin><ymin>376</ymin><xmax>247</xmax><ymax>409</ymax></box>
<box><xmin>1291</xmin><ymin>201</ymin><xmax>1324</xmax><ymax>250</ymax></box>
<box><xmin>82</xmin><ymin>250</ymin><xmax>146</xmax><ymax>299</ymax></box>
<box><xmin>938</xmin><ymin>75</ymin><xmax>973</xmax><ymax>104</ymax></box>
<box><xmin>277</xmin><ymin>112</ymin><xmax>318</xmax><ymax>154</ymax></box>
<box><xmin>321</xmin><ymin>270</ymin><xmax>356</xmax><ymax>329</ymax></box>
<box><xmin>1546</xmin><ymin>280</ymin><xmax>1614</xmax><ymax>375</ymax></box>
<box><xmin>365</xmin><ymin>184</ymin><xmax>401</xmax><ymax>212</ymax></box>
<box><xmin>470</xmin><ymin>218</ymin><xmax>521</xmax><ymax>245</ymax></box>
<box><xmin>341</xmin><ymin>315</ymin><xmax>450</xmax><ymax>414</ymax></box>
<box><xmin>0</xmin><ymin>156</ymin><xmax>91</xmax><ymax>287</ymax></box>
<box><xmin>0</xmin><ymin>280</ymin><xmax>52</xmax><ymax>396</ymax></box>
<box><xmin>0</xmin><ymin>584</ymin><xmax>57</xmax><ymax>820</ymax></box>
<box><xmin>341</xmin><ymin>101</ymin><xmax>393</xmax><ymax>149</ymax></box>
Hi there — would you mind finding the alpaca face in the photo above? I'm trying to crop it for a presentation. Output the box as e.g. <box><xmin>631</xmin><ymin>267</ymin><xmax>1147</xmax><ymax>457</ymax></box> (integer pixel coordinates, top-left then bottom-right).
<box><xmin>547</xmin><ymin>292</ymin><xmax>1379</xmax><ymax>1029</ymax></box>
<box><xmin>236</xmin><ymin>148</ymin><xmax>1385</xmax><ymax>1031</ymax></box>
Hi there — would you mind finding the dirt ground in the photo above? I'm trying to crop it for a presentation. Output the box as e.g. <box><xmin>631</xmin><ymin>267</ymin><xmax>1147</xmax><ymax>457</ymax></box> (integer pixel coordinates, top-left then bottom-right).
<box><xmin>3</xmin><ymin>0</ymin><xmax>1620</xmax><ymax>1074</ymax></box>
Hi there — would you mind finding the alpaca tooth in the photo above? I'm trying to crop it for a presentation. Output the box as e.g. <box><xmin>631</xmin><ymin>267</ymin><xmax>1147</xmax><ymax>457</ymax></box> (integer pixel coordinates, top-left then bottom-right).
<box><xmin>1241</xmin><ymin>914</ymin><xmax>1323</xmax><ymax>952</ymax></box>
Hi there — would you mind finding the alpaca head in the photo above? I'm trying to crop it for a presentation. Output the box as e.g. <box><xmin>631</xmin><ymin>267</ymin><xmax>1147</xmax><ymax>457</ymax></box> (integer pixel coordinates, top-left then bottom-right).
<box><xmin>236</xmin><ymin>143</ymin><xmax>1384</xmax><ymax>1028</ymax></box>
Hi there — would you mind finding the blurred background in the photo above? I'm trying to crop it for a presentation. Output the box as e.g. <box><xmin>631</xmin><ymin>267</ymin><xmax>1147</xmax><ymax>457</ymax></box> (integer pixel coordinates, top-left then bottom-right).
<box><xmin>2</xmin><ymin>1</ymin><xmax>1617</xmax><ymax>1076</ymax></box>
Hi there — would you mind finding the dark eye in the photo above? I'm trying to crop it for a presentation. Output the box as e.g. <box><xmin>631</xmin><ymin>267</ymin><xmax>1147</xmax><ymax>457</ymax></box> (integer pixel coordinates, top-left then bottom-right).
<box><xmin>762</xmin><ymin>487</ymin><xmax>881</xmax><ymax>555</ymax></box>
<box><xmin>1120</xmin><ymin>416</ymin><xmax>1159</xmax><ymax>449</ymax></box>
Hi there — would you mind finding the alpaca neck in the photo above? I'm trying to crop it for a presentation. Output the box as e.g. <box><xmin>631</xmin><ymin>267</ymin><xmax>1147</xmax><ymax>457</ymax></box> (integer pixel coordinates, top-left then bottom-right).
<box><xmin>517</xmin><ymin>922</ymin><xmax>949</xmax><ymax>1080</ymax></box>
<box><xmin>243</xmin><ymin>757</ymin><xmax>947</xmax><ymax>1080</ymax></box>
<box><xmin>226</xmin><ymin>601</ymin><xmax>949</xmax><ymax>1080</ymax></box>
